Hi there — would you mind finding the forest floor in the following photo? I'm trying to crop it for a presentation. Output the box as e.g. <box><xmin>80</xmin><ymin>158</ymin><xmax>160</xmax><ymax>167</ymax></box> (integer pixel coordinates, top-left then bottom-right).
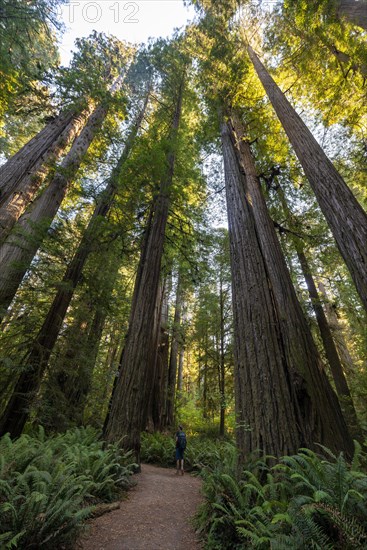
<box><xmin>79</xmin><ymin>463</ymin><xmax>203</xmax><ymax>550</ymax></box>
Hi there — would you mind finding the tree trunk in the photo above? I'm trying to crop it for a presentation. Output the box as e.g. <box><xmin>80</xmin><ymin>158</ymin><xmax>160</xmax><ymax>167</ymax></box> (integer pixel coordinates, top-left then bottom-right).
<box><xmin>39</xmin><ymin>309</ymin><xmax>92</xmax><ymax>431</ymax></box>
<box><xmin>165</xmin><ymin>273</ymin><xmax>183</xmax><ymax>427</ymax></box>
<box><xmin>177</xmin><ymin>347</ymin><xmax>184</xmax><ymax>394</ymax></box>
<box><xmin>63</xmin><ymin>307</ymin><xmax>107</xmax><ymax>425</ymax></box>
<box><xmin>150</xmin><ymin>279</ymin><xmax>170</xmax><ymax>432</ymax></box>
<box><xmin>0</xmin><ymin>109</ymin><xmax>89</xmax><ymax>244</ymax></box>
<box><xmin>0</xmin><ymin>97</ymin><xmax>149</xmax><ymax>437</ymax></box>
<box><xmin>219</xmin><ymin>276</ymin><xmax>226</xmax><ymax>437</ymax></box>
<box><xmin>247</xmin><ymin>45</ymin><xmax>367</xmax><ymax>312</ymax></box>
<box><xmin>0</xmin><ymin>104</ymin><xmax>108</xmax><ymax>320</ymax></box>
<box><xmin>274</xmin><ymin>182</ymin><xmax>360</xmax><ymax>437</ymax></box>
<box><xmin>318</xmin><ymin>282</ymin><xmax>356</xmax><ymax>375</ymax></box>
<box><xmin>297</xmin><ymin>249</ymin><xmax>361</xmax><ymax>438</ymax></box>
<box><xmin>0</xmin><ymin>109</ymin><xmax>78</xmax><ymax>207</ymax></box>
<box><xmin>103</xmin><ymin>74</ymin><xmax>185</xmax><ymax>463</ymax></box>
<box><xmin>0</xmin><ymin>86</ymin><xmax>150</xmax><ymax>321</ymax></box>
<box><xmin>222</xmin><ymin>112</ymin><xmax>352</xmax><ymax>466</ymax></box>
<box><xmin>337</xmin><ymin>0</ymin><xmax>367</xmax><ymax>30</ymax></box>
<box><xmin>40</xmin><ymin>274</ymin><xmax>114</xmax><ymax>432</ymax></box>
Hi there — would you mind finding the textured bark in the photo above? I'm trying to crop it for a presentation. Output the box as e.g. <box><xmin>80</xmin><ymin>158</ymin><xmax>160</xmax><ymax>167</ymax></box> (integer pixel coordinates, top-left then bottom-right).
<box><xmin>61</xmin><ymin>307</ymin><xmax>107</xmax><ymax>425</ymax></box>
<box><xmin>104</xmin><ymin>75</ymin><xmax>185</xmax><ymax>462</ymax></box>
<box><xmin>150</xmin><ymin>280</ymin><xmax>170</xmax><ymax>432</ymax></box>
<box><xmin>0</xmin><ymin>109</ymin><xmax>88</xmax><ymax>244</ymax></box>
<box><xmin>0</xmin><ymin>109</ymin><xmax>77</xmax><ymax>206</ymax></box>
<box><xmin>337</xmin><ymin>0</ymin><xmax>367</xmax><ymax>30</ymax></box>
<box><xmin>318</xmin><ymin>282</ymin><xmax>357</xmax><ymax>375</ymax></box>
<box><xmin>0</xmin><ymin>105</ymin><xmax>108</xmax><ymax>320</ymax></box>
<box><xmin>297</xmin><ymin>249</ymin><xmax>361</xmax><ymax>438</ymax></box>
<box><xmin>0</xmin><ymin>100</ymin><xmax>149</xmax><ymax>437</ymax></box>
<box><xmin>177</xmin><ymin>347</ymin><xmax>184</xmax><ymax>393</ymax></box>
<box><xmin>248</xmin><ymin>45</ymin><xmax>367</xmax><ymax>312</ymax></box>
<box><xmin>165</xmin><ymin>273</ymin><xmax>183</xmax><ymax>427</ymax></box>
<box><xmin>275</xmin><ymin>183</ymin><xmax>360</xmax><ymax>436</ymax></box>
<box><xmin>222</xmin><ymin>113</ymin><xmax>352</xmax><ymax>464</ymax></box>
<box><xmin>40</xmin><ymin>290</ymin><xmax>111</xmax><ymax>432</ymax></box>
<box><xmin>218</xmin><ymin>276</ymin><xmax>226</xmax><ymax>437</ymax></box>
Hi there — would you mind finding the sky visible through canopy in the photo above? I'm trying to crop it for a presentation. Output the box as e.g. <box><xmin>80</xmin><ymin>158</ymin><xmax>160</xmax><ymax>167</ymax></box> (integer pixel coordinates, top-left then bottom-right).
<box><xmin>59</xmin><ymin>0</ymin><xmax>196</xmax><ymax>65</ymax></box>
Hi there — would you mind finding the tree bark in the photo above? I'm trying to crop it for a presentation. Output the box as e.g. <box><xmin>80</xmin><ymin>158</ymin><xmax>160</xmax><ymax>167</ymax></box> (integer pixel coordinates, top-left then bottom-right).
<box><xmin>337</xmin><ymin>0</ymin><xmax>367</xmax><ymax>30</ymax></box>
<box><xmin>247</xmin><ymin>45</ymin><xmax>367</xmax><ymax>312</ymax></box>
<box><xmin>0</xmin><ymin>109</ymin><xmax>78</xmax><ymax>207</ymax></box>
<box><xmin>297</xmin><ymin>249</ymin><xmax>361</xmax><ymax>438</ymax></box>
<box><xmin>177</xmin><ymin>347</ymin><xmax>184</xmax><ymax>394</ymax></box>
<box><xmin>0</xmin><ymin>109</ymin><xmax>89</xmax><ymax>244</ymax></box>
<box><xmin>149</xmin><ymin>279</ymin><xmax>170</xmax><ymax>432</ymax></box>
<box><xmin>0</xmin><ymin>97</ymin><xmax>149</xmax><ymax>437</ymax></box>
<box><xmin>318</xmin><ymin>282</ymin><xmax>357</xmax><ymax>375</ymax></box>
<box><xmin>274</xmin><ymin>182</ymin><xmax>360</xmax><ymax>436</ymax></box>
<box><xmin>165</xmin><ymin>272</ymin><xmax>183</xmax><ymax>427</ymax></box>
<box><xmin>0</xmin><ymin>104</ymin><xmax>108</xmax><ymax>320</ymax></box>
<box><xmin>222</xmin><ymin>112</ymin><xmax>352</xmax><ymax>465</ymax></box>
<box><xmin>103</xmin><ymin>74</ymin><xmax>185</xmax><ymax>463</ymax></box>
<box><xmin>219</xmin><ymin>276</ymin><xmax>226</xmax><ymax>437</ymax></box>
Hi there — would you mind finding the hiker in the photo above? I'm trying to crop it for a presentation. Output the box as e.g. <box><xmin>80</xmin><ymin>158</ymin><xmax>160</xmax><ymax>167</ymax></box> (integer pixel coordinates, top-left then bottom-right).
<box><xmin>175</xmin><ymin>425</ymin><xmax>186</xmax><ymax>475</ymax></box>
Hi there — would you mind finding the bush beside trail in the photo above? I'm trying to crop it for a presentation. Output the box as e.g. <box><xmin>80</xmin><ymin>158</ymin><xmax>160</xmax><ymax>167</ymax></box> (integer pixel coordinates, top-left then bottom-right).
<box><xmin>141</xmin><ymin>432</ymin><xmax>367</xmax><ymax>549</ymax></box>
<box><xmin>196</xmin><ymin>444</ymin><xmax>367</xmax><ymax>549</ymax></box>
<box><xmin>0</xmin><ymin>426</ymin><xmax>136</xmax><ymax>549</ymax></box>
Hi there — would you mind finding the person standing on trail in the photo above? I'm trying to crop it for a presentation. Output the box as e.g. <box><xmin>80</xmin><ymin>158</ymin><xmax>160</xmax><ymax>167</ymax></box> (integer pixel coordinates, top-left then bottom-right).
<box><xmin>175</xmin><ymin>425</ymin><xmax>186</xmax><ymax>475</ymax></box>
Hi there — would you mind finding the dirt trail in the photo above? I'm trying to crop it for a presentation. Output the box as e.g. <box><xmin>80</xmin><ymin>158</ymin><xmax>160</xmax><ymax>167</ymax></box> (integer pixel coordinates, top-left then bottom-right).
<box><xmin>80</xmin><ymin>463</ymin><xmax>203</xmax><ymax>550</ymax></box>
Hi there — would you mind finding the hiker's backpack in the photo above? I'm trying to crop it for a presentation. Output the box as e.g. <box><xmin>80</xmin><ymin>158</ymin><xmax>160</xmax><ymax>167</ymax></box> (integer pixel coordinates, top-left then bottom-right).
<box><xmin>177</xmin><ymin>431</ymin><xmax>187</xmax><ymax>450</ymax></box>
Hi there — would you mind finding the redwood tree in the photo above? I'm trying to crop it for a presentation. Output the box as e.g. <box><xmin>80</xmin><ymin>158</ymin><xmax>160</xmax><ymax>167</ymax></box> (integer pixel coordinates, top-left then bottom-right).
<box><xmin>0</xmin><ymin>94</ymin><xmax>149</xmax><ymax>437</ymax></box>
<box><xmin>222</xmin><ymin>111</ymin><xmax>352</xmax><ymax>465</ymax></box>
<box><xmin>247</xmin><ymin>45</ymin><xmax>367</xmax><ymax>312</ymax></box>
<box><xmin>104</xmin><ymin>62</ymin><xmax>186</xmax><ymax>462</ymax></box>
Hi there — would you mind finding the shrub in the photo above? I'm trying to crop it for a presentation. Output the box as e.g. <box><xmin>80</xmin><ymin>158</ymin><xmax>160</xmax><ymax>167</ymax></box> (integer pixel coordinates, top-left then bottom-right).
<box><xmin>195</xmin><ymin>443</ymin><xmax>367</xmax><ymax>549</ymax></box>
<box><xmin>0</xmin><ymin>426</ymin><xmax>136</xmax><ymax>548</ymax></box>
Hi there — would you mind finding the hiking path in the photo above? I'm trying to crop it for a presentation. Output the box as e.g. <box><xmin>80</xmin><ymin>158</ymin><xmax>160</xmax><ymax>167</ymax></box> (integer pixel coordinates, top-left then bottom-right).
<box><xmin>80</xmin><ymin>463</ymin><xmax>203</xmax><ymax>550</ymax></box>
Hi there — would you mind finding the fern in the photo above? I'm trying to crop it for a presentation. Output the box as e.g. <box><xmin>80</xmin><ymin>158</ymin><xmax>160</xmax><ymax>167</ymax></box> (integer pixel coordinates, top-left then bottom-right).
<box><xmin>195</xmin><ymin>445</ymin><xmax>367</xmax><ymax>550</ymax></box>
<box><xmin>0</xmin><ymin>426</ymin><xmax>136</xmax><ymax>548</ymax></box>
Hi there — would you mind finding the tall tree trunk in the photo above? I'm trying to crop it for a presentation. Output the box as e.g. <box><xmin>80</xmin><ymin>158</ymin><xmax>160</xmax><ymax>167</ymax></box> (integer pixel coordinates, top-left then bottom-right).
<box><xmin>337</xmin><ymin>0</ymin><xmax>367</xmax><ymax>30</ymax></box>
<box><xmin>0</xmin><ymin>97</ymin><xmax>149</xmax><ymax>437</ymax></box>
<box><xmin>62</xmin><ymin>307</ymin><xmax>107</xmax><ymax>426</ymax></box>
<box><xmin>0</xmin><ymin>88</ymin><xmax>149</xmax><ymax>321</ymax></box>
<box><xmin>41</xmin><ymin>251</ymin><xmax>118</xmax><ymax>432</ymax></box>
<box><xmin>39</xmin><ymin>309</ymin><xmax>91</xmax><ymax>431</ymax></box>
<box><xmin>297</xmin><ymin>249</ymin><xmax>360</xmax><ymax>438</ymax></box>
<box><xmin>149</xmin><ymin>279</ymin><xmax>170</xmax><ymax>432</ymax></box>
<box><xmin>103</xmin><ymin>74</ymin><xmax>185</xmax><ymax>462</ymax></box>
<box><xmin>0</xmin><ymin>105</ymin><xmax>108</xmax><ymax>320</ymax></box>
<box><xmin>165</xmin><ymin>272</ymin><xmax>183</xmax><ymax>427</ymax></box>
<box><xmin>177</xmin><ymin>347</ymin><xmax>184</xmax><ymax>394</ymax></box>
<box><xmin>0</xmin><ymin>109</ymin><xmax>79</xmax><ymax>206</ymax></box>
<box><xmin>219</xmin><ymin>276</ymin><xmax>226</xmax><ymax>437</ymax></box>
<box><xmin>318</xmin><ymin>282</ymin><xmax>356</xmax><ymax>375</ymax></box>
<box><xmin>0</xmin><ymin>109</ymin><xmax>89</xmax><ymax>244</ymax></box>
<box><xmin>247</xmin><ymin>45</ymin><xmax>367</xmax><ymax>312</ymax></box>
<box><xmin>222</xmin><ymin>112</ymin><xmax>352</xmax><ymax>465</ymax></box>
<box><xmin>274</xmin><ymin>182</ymin><xmax>360</xmax><ymax>437</ymax></box>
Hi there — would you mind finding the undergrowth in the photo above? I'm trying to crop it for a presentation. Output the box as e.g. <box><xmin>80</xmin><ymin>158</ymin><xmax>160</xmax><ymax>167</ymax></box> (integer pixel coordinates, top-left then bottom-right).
<box><xmin>195</xmin><ymin>442</ymin><xmax>367</xmax><ymax>549</ymax></box>
<box><xmin>0</xmin><ymin>426</ymin><xmax>136</xmax><ymax>549</ymax></box>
